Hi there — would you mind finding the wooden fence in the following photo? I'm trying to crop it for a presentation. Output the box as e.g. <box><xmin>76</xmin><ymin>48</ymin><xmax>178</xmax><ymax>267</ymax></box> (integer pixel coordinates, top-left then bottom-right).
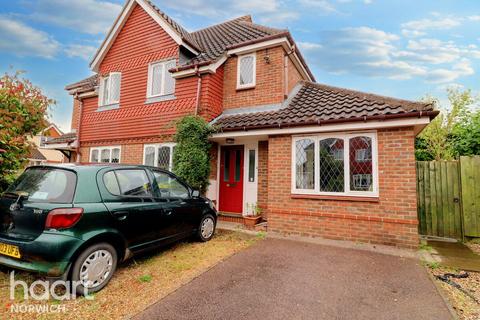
<box><xmin>417</xmin><ymin>156</ymin><xmax>480</xmax><ymax>240</ymax></box>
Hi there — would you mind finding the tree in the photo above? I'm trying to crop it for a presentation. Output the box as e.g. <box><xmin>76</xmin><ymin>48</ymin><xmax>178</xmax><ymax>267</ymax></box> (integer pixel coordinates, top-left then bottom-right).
<box><xmin>416</xmin><ymin>88</ymin><xmax>478</xmax><ymax>160</ymax></box>
<box><xmin>172</xmin><ymin>115</ymin><xmax>213</xmax><ymax>193</ymax></box>
<box><xmin>451</xmin><ymin>108</ymin><xmax>480</xmax><ymax>157</ymax></box>
<box><xmin>0</xmin><ymin>72</ymin><xmax>52</xmax><ymax>192</ymax></box>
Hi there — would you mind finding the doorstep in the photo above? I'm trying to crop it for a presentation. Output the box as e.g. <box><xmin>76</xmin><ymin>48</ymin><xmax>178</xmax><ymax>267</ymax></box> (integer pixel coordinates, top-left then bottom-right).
<box><xmin>217</xmin><ymin>220</ymin><xmax>267</xmax><ymax>234</ymax></box>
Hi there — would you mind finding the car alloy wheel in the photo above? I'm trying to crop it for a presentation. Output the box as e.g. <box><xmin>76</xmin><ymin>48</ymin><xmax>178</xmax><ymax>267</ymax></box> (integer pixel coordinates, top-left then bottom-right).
<box><xmin>200</xmin><ymin>216</ymin><xmax>215</xmax><ymax>240</ymax></box>
<box><xmin>79</xmin><ymin>249</ymin><xmax>114</xmax><ymax>289</ymax></box>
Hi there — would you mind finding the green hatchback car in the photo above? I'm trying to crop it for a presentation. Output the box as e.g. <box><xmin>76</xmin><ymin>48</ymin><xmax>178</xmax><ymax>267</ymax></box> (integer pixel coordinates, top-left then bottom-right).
<box><xmin>0</xmin><ymin>164</ymin><xmax>217</xmax><ymax>294</ymax></box>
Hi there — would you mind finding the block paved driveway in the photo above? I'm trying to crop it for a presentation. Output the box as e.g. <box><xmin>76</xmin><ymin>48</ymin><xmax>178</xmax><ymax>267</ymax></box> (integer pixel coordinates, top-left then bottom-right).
<box><xmin>136</xmin><ymin>238</ymin><xmax>452</xmax><ymax>320</ymax></box>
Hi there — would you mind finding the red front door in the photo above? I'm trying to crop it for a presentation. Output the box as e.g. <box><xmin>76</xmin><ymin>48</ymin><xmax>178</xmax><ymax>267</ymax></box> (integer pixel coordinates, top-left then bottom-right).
<box><xmin>219</xmin><ymin>146</ymin><xmax>244</xmax><ymax>213</ymax></box>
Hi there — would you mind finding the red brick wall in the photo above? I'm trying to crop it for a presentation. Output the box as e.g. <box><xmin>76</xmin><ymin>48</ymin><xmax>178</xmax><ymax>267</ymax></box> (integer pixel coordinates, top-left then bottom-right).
<box><xmin>287</xmin><ymin>55</ymin><xmax>302</xmax><ymax>93</ymax></box>
<box><xmin>258</xmin><ymin>140</ymin><xmax>269</xmax><ymax>218</ymax></box>
<box><xmin>223</xmin><ymin>46</ymin><xmax>286</xmax><ymax>109</ymax></box>
<box><xmin>71</xmin><ymin>98</ymin><xmax>81</xmax><ymax>131</ymax></box>
<box><xmin>200</xmin><ymin>66</ymin><xmax>224</xmax><ymax>122</ymax></box>
<box><xmin>267</xmin><ymin>127</ymin><xmax>419</xmax><ymax>248</ymax></box>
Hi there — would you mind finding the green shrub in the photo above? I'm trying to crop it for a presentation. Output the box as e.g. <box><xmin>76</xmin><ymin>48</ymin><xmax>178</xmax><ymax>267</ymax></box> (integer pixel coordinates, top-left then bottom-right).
<box><xmin>173</xmin><ymin>116</ymin><xmax>213</xmax><ymax>194</ymax></box>
<box><xmin>0</xmin><ymin>72</ymin><xmax>52</xmax><ymax>193</ymax></box>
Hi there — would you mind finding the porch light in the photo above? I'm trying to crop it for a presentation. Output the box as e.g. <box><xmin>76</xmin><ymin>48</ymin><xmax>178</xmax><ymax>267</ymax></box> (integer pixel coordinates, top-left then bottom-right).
<box><xmin>226</xmin><ymin>138</ymin><xmax>235</xmax><ymax>144</ymax></box>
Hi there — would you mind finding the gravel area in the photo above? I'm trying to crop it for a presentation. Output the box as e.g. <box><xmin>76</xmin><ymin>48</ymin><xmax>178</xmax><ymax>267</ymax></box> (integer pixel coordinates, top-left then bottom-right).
<box><xmin>428</xmin><ymin>241</ymin><xmax>480</xmax><ymax>320</ymax></box>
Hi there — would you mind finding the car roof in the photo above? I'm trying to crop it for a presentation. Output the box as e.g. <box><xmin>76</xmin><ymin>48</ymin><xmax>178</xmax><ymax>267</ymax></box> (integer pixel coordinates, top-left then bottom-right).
<box><xmin>27</xmin><ymin>163</ymin><xmax>164</xmax><ymax>173</ymax></box>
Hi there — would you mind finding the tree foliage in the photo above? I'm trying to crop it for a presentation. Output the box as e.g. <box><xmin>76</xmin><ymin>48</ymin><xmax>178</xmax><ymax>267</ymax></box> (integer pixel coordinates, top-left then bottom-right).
<box><xmin>173</xmin><ymin>115</ymin><xmax>213</xmax><ymax>193</ymax></box>
<box><xmin>0</xmin><ymin>72</ymin><xmax>52</xmax><ymax>192</ymax></box>
<box><xmin>416</xmin><ymin>88</ymin><xmax>479</xmax><ymax>160</ymax></box>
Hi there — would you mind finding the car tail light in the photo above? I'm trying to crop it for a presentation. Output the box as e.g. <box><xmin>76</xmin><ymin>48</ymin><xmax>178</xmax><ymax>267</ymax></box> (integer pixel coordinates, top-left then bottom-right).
<box><xmin>45</xmin><ymin>208</ymin><xmax>84</xmax><ymax>229</ymax></box>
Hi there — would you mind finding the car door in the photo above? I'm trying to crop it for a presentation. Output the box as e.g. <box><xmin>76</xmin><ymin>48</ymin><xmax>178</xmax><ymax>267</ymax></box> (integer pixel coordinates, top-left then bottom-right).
<box><xmin>150</xmin><ymin>170</ymin><xmax>201</xmax><ymax>237</ymax></box>
<box><xmin>100</xmin><ymin>168</ymin><xmax>171</xmax><ymax>251</ymax></box>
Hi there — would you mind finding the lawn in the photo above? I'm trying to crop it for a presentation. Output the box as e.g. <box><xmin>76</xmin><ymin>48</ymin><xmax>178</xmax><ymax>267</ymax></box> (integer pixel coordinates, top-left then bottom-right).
<box><xmin>0</xmin><ymin>229</ymin><xmax>263</xmax><ymax>319</ymax></box>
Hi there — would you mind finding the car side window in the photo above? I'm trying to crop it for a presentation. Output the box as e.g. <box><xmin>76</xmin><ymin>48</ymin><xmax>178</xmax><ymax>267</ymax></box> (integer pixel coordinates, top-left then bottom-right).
<box><xmin>104</xmin><ymin>169</ymin><xmax>153</xmax><ymax>197</ymax></box>
<box><xmin>103</xmin><ymin>171</ymin><xmax>121</xmax><ymax>195</ymax></box>
<box><xmin>153</xmin><ymin>171</ymin><xmax>189</xmax><ymax>199</ymax></box>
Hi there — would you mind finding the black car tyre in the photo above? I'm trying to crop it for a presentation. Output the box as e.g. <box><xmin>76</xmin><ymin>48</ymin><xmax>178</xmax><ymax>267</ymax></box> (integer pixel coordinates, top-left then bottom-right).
<box><xmin>71</xmin><ymin>242</ymin><xmax>118</xmax><ymax>296</ymax></box>
<box><xmin>197</xmin><ymin>214</ymin><xmax>216</xmax><ymax>242</ymax></box>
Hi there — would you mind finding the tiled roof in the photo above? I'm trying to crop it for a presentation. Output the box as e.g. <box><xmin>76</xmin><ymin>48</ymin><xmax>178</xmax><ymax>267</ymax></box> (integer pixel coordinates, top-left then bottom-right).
<box><xmin>29</xmin><ymin>148</ymin><xmax>46</xmax><ymax>160</ymax></box>
<box><xmin>213</xmin><ymin>81</ymin><xmax>438</xmax><ymax>131</ymax></box>
<box><xmin>185</xmin><ymin>15</ymin><xmax>287</xmax><ymax>65</ymax></box>
<box><xmin>65</xmin><ymin>75</ymin><xmax>98</xmax><ymax>94</ymax></box>
<box><xmin>144</xmin><ymin>0</ymin><xmax>201</xmax><ymax>51</ymax></box>
<box><xmin>44</xmin><ymin>132</ymin><xmax>77</xmax><ymax>144</ymax></box>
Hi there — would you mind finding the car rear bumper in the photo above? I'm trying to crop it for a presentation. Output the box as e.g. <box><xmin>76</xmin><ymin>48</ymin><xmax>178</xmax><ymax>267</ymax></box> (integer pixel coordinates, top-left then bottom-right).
<box><xmin>0</xmin><ymin>232</ymin><xmax>84</xmax><ymax>277</ymax></box>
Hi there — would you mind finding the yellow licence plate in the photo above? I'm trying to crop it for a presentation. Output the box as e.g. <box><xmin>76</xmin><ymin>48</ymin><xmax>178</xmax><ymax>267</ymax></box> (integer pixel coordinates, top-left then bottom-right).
<box><xmin>0</xmin><ymin>242</ymin><xmax>21</xmax><ymax>259</ymax></box>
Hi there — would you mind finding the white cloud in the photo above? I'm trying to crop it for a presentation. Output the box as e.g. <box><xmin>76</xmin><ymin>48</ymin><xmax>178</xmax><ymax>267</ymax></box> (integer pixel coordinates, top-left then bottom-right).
<box><xmin>26</xmin><ymin>0</ymin><xmax>122</xmax><ymax>35</ymax></box>
<box><xmin>401</xmin><ymin>29</ymin><xmax>426</xmax><ymax>38</ymax></box>
<box><xmin>468</xmin><ymin>15</ymin><xmax>480</xmax><ymax>21</ymax></box>
<box><xmin>64</xmin><ymin>44</ymin><xmax>97</xmax><ymax>60</ymax></box>
<box><xmin>0</xmin><ymin>16</ymin><xmax>59</xmax><ymax>58</ymax></box>
<box><xmin>159</xmin><ymin>0</ymin><xmax>298</xmax><ymax>27</ymax></box>
<box><xmin>299</xmin><ymin>26</ymin><xmax>479</xmax><ymax>84</ymax></box>
<box><xmin>299</xmin><ymin>0</ymin><xmax>337</xmax><ymax>12</ymax></box>
<box><xmin>401</xmin><ymin>17</ymin><xmax>461</xmax><ymax>32</ymax></box>
<box><xmin>426</xmin><ymin>59</ymin><xmax>474</xmax><ymax>83</ymax></box>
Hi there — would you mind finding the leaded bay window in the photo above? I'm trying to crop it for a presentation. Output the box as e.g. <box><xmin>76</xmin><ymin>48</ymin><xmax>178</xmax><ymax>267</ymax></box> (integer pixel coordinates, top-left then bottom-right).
<box><xmin>143</xmin><ymin>143</ymin><xmax>176</xmax><ymax>171</ymax></box>
<box><xmin>90</xmin><ymin>146</ymin><xmax>121</xmax><ymax>163</ymax></box>
<box><xmin>292</xmin><ymin>133</ymin><xmax>378</xmax><ymax>196</ymax></box>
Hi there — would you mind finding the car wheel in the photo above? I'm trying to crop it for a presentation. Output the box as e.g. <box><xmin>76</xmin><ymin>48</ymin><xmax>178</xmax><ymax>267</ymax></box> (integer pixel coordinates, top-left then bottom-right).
<box><xmin>197</xmin><ymin>214</ymin><xmax>216</xmax><ymax>242</ymax></box>
<box><xmin>71</xmin><ymin>242</ymin><xmax>118</xmax><ymax>296</ymax></box>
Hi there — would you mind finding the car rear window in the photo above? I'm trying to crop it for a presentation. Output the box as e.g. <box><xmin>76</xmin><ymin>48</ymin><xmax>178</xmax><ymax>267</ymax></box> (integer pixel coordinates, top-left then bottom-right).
<box><xmin>7</xmin><ymin>167</ymin><xmax>77</xmax><ymax>203</ymax></box>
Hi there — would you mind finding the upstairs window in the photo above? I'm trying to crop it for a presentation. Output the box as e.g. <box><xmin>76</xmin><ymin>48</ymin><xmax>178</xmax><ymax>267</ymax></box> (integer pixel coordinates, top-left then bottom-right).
<box><xmin>99</xmin><ymin>72</ymin><xmax>121</xmax><ymax>107</ymax></box>
<box><xmin>147</xmin><ymin>59</ymin><xmax>176</xmax><ymax>98</ymax></box>
<box><xmin>292</xmin><ymin>133</ymin><xmax>378</xmax><ymax>197</ymax></box>
<box><xmin>237</xmin><ymin>53</ymin><xmax>256</xmax><ymax>89</ymax></box>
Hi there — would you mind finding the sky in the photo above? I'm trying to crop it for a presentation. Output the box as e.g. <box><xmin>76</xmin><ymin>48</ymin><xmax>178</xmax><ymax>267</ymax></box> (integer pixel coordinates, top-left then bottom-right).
<box><xmin>0</xmin><ymin>0</ymin><xmax>479</xmax><ymax>132</ymax></box>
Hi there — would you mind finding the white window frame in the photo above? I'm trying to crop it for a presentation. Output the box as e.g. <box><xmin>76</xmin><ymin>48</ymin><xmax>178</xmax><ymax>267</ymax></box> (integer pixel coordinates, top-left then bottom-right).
<box><xmin>291</xmin><ymin>132</ymin><xmax>378</xmax><ymax>197</ymax></box>
<box><xmin>147</xmin><ymin>59</ymin><xmax>176</xmax><ymax>98</ymax></box>
<box><xmin>98</xmin><ymin>72</ymin><xmax>121</xmax><ymax>107</ymax></box>
<box><xmin>236</xmin><ymin>53</ymin><xmax>256</xmax><ymax>90</ymax></box>
<box><xmin>90</xmin><ymin>146</ymin><xmax>121</xmax><ymax>163</ymax></box>
<box><xmin>143</xmin><ymin>143</ymin><xmax>176</xmax><ymax>171</ymax></box>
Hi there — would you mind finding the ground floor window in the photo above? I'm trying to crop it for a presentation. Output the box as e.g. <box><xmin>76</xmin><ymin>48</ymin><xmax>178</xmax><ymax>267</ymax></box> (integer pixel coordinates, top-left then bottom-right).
<box><xmin>90</xmin><ymin>146</ymin><xmax>121</xmax><ymax>163</ymax></box>
<box><xmin>292</xmin><ymin>132</ymin><xmax>378</xmax><ymax>196</ymax></box>
<box><xmin>143</xmin><ymin>143</ymin><xmax>176</xmax><ymax>171</ymax></box>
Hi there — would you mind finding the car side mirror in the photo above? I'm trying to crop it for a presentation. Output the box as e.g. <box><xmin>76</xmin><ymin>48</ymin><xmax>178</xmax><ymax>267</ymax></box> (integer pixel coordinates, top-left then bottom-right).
<box><xmin>192</xmin><ymin>190</ymin><xmax>200</xmax><ymax>198</ymax></box>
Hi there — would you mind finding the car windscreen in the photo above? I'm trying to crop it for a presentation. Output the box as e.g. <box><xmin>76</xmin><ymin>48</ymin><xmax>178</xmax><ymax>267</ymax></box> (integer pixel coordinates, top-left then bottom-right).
<box><xmin>6</xmin><ymin>167</ymin><xmax>77</xmax><ymax>203</ymax></box>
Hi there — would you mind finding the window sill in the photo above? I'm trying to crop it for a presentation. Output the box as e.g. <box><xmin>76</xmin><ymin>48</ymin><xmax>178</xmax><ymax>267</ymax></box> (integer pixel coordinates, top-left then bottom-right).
<box><xmin>291</xmin><ymin>194</ymin><xmax>379</xmax><ymax>202</ymax></box>
<box><xmin>236</xmin><ymin>85</ymin><xmax>255</xmax><ymax>91</ymax></box>
<box><xmin>97</xmin><ymin>103</ymin><xmax>119</xmax><ymax>111</ymax></box>
<box><xmin>145</xmin><ymin>94</ymin><xmax>176</xmax><ymax>104</ymax></box>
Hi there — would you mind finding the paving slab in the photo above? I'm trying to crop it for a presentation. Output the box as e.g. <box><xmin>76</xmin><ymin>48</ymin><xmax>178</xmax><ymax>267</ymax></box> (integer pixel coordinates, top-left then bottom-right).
<box><xmin>135</xmin><ymin>238</ymin><xmax>452</xmax><ymax>320</ymax></box>
<box><xmin>427</xmin><ymin>240</ymin><xmax>480</xmax><ymax>272</ymax></box>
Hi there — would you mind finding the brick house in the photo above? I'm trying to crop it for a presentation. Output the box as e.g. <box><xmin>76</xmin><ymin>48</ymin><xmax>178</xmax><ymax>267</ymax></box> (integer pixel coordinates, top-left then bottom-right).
<box><xmin>48</xmin><ymin>0</ymin><xmax>438</xmax><ymax>248</ymax></box>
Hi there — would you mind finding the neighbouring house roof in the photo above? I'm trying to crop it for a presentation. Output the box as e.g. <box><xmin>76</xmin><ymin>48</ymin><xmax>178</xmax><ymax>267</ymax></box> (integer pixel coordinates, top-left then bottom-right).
<box><xmin>29</xmin><ymin>148</ymin><xmax>47</xmax><ymax>161</ymax></box>
<box><xmin>65</xmin><ymin>75</ymin><xmax>99</xmax><ymax>94</ymax></box>
<box><xmin>66</xmin><ymin>2</ymin><xmax>314</xmax><ymax>94</ymax></box>
<box><xmin>44</xmin><ymin>132</ymin><xmax>78</xmax><ymax>145</ymax></box>
<box><xmin>212</xmin><ymin>81</ymin><xmax>438</xmax><ymax>132</ymax></box>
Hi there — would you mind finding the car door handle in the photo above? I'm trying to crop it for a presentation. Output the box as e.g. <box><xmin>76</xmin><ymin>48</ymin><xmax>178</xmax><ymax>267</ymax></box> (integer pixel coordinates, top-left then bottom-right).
<box><xmin>164</xmin><ymin>209</ymin><xmax>173</xmax><ymax>216</ymax></box>
<box><xmin>112</xmin><ymin>211</ymin><xmax>129</xmax><ymax>221</ymax></box>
